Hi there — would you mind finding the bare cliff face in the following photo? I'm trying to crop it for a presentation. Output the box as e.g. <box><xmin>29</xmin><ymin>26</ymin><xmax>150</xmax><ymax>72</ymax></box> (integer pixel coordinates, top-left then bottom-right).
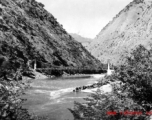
<box><xmin>0</xmin><ymin>0</ymin><xmax>101</xmax><ymax>69</ymax></box>
<box><xmin>87</xmin><ymin>0</ymin><xmax>152</xmax><ymax>65</ymax></box>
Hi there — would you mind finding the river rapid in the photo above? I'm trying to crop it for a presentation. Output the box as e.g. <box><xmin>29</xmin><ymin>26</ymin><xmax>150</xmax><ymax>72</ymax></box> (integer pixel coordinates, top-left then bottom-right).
<box><xmin>22</xmin><ymin>74</ymin><xmax>105</xmax><ymax>120</ymax></box>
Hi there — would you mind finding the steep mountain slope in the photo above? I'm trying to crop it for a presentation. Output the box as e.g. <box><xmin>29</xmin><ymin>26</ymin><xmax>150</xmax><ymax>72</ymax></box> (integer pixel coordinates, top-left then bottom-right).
<box><xmin>0</xmin><ymin>0</ymin><xmax>101</xmax><ymax>70</ymax></box>
<box><xmin>87</xmin><ymin>0</ymin><xmax>152</xmax><ymax>65</ymax></box>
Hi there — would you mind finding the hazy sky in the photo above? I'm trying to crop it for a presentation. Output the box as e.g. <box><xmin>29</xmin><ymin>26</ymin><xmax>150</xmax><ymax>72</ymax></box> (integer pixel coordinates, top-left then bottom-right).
<box><xmin>36</xmin><ymin>0</ymin><xmax>132</xmax><ymax>38</ymax></box>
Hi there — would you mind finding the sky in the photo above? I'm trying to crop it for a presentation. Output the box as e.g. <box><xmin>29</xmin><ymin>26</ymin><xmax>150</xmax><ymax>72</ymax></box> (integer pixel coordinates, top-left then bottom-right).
<box><xmin>36</xmin><ymin>0</ymin><xmax>132</xmax><ymax>38</ymax></box>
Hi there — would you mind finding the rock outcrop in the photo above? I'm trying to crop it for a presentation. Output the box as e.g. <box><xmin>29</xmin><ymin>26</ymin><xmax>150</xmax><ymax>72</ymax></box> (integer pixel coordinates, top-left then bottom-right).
<box><xmin>0</xmin><ymin>0</ymin><xmax>101</xmax><ymax>71</ymax></box>
<box><xmin>87</xmin><ymin>0</ymin><xmax>152</xmax><ymax>65</ymax></box>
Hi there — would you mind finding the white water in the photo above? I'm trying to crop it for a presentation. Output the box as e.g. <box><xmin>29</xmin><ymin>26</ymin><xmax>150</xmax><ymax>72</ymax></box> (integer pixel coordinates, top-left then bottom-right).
<box><xmin>50</xmin><ymin>87</ymin><xmax>75</xmax><ymax>99</ymax></box>
<box><xmin>23</xmin><ymin>74</ymin><xmax>105</xmax><ymax>120</ymax></box>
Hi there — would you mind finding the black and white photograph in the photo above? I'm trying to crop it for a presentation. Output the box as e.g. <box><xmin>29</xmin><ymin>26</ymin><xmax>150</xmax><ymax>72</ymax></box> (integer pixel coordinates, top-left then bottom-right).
<box><xmin>1</xmin><ymin>0</ymin><xmax>152</xmax><ymax>120</ymax></box>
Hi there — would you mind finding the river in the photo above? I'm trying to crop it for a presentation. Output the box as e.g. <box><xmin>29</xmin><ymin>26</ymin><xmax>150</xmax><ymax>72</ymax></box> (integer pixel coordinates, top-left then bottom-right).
<box><xmin>22</xmin><ymin>74</ymin><xmax>105</xmax><ymax>120</ymax></box>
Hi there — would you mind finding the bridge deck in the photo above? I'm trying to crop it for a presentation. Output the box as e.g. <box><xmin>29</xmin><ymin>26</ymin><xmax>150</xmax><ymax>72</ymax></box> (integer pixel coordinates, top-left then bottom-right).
<box><xmin>36</xmin><ymin>67</ymin><xmax>106</xmax><ymax>71</ymax></box>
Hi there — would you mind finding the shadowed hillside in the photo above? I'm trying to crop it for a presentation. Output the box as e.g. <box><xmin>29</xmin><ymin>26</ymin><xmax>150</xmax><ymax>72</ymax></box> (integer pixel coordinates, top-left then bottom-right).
<box><xmin>0</xmin><ymin>0</ymin><xmax>101</xmax><ymax>71</ymax></box>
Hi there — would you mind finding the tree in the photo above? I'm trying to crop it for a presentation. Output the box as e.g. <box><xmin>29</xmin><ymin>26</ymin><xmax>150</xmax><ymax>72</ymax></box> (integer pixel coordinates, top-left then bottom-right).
<box><xmin>116</xmin><ymin>45</ymin><xmax>152</xmax><ymax>109</ymax></box>
<box><xmin>0</xmin><ymin>55</ymin><xmax>48</xmax><ymax>120</ymax></box>
<box><xmin>69</xmin><ymin>45</ymin><xmax>152</xmax><ymax>120</ymax></box>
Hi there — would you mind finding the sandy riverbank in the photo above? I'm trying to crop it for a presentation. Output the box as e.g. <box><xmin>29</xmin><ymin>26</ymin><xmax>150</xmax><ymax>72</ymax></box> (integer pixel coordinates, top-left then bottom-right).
<box><xmin>22</xmin><ymin>71</ymin><xmax>48</xmax><ymax>80</ymax></box>
<box><xmin>82</xmin><ymin>84</ymin><xmax>112</xmax><ymax>93</ymax></box>
<box><xmin>34</xmin><ymin>71</ymin><xmax>48</xmax><ymax>79</ymax></box>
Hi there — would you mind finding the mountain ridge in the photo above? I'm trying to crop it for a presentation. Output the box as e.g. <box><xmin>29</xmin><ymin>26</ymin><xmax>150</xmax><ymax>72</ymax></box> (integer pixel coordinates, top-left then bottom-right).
<box><xmin>87</xmin><ymin>0</ymin><xmax>152</xmax><ymax>65</ymax></box>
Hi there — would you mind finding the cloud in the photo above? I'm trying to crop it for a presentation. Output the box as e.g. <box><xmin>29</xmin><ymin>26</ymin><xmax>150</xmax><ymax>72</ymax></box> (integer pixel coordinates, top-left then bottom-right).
<box><xmin>36</xmin><ymin>0</ymin><xmax>133</xmax><ymax>38</ymax></box>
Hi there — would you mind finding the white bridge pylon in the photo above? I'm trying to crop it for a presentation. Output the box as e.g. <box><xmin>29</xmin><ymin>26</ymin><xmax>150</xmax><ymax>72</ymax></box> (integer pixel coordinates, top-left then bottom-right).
<box><xmin>107</xmin><ymin>61</ymin><xmax>114</xmax><ymax>75</ymax></box>
<box><xmin>34</xmin><ymin>60</ymin><xmax>37</xmax><ymax>71</ymax></box>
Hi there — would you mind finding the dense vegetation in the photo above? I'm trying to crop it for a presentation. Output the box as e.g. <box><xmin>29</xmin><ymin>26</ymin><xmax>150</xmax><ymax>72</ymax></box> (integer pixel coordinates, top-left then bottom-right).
<box><xmin>0</xmin><ymin>0</ymin><xmax>101</xmax><ymax>71</ymax></box>
<box><xmin>37</xmin><ymin>68</ymin><xmax>107</xmax><ymax>77</ymax></box>
<box><xmin>0</xmin><ymin>55</ymin><xmax>29</xmax><ymax>120</ymax></box>
<box><xmin>70</xmin><ymin>45</ymin><xmax>152</xmax><ymax>120</ymax></box>
<box><xmin>0</xmin><ymin>56</ymin><xmax>48</xmax><ymax>120</ymax></box>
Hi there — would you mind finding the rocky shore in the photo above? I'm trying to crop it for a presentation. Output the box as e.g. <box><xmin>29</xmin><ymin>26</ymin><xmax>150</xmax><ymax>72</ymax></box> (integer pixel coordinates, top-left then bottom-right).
<box><xmin>73</xmin><ymin>82</ymin><xmax>113</xmax><ymax>94</ymax></box>
<box><xmin>72</xmin><ymin>74</ymin><xmax>113</xmax><ymax>93</ymax></box>
<box><xmin>73</xmin><ymin>82</ymin><xmax>100</xmax><ymax>92</ymax></box>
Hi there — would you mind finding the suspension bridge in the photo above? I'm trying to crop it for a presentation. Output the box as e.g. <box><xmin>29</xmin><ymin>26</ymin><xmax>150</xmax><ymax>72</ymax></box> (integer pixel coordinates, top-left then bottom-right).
<box><xmin>28</xmin><ymin>59</ymin><xmax>114</xmax><ymax>75</ymax></box>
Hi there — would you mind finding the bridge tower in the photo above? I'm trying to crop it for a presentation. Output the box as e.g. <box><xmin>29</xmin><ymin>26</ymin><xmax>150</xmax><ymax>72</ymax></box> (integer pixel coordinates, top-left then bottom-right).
<box><xmin>34</xmin><ymin>60</ymin><xmax>37</xmax><ymax>71</ymax></box>
<box><xmin>107</xmin><ymin>59</ymin><xmax>113</xmax><ymax>75</ymax></box>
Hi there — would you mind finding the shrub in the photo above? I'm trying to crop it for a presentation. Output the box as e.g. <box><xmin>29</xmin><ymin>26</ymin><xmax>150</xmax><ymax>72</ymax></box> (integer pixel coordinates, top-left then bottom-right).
<box><xmin>69</xmin><ymin>91</ymin><xmax>147</xmax><ymax>120</ymax></box>
<box><xmin>0</xmin><ymin>55</ymin><xmax>32</xmax><ymax>120</ymax></box>
<box><xmin>69</xmin><ymin>45</ymin><xmax>152</xmax><ymax>120</ymax></box>
<box><xmin>0</xmin><ymin>80</ymin><xmax>31</xmax><ymax>120</ymax></box>
<box><xmin>0</xmin><ymin>55</ymin><xmax>49</xmax><ymax>120</ymax></box>
<box><xmin>116</xmin><ymin>45</ymin><xmax>152</xmax><ymax>109</ymax></box>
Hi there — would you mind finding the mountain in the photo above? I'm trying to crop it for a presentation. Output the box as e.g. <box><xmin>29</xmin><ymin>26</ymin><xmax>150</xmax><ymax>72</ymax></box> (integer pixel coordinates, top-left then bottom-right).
<box><xmin>87</xmin><ymin>0</ymin><xmax>152</xmax><ymax>65</ymax></box>
<box><xmin>70</xmin><ymin>33</ymin><xmax>92</xmax><ymax>43</ymax></box>
<box><xmin>0</xmin><ymin>0</ymin><xmax>101</xmax><ymax>71</ymax></box>
<box><xmin>70</xmin><ymin>33</ymin><xmax>92</xmax><ymax>49</ymax></box>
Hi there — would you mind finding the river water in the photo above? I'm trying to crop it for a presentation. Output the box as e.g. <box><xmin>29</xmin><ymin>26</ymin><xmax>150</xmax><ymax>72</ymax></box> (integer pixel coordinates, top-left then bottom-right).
<box><xmin>23</xmin><ymin>74</ymin><xmax>105</xmax><ymax>120</ymax></box>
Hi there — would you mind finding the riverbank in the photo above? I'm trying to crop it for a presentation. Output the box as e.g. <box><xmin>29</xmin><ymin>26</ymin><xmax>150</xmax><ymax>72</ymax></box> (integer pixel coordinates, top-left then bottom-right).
<box><xmin>23</xmin><ymin>70</ymin><xmax>48</xmax><ymax>80</ymax></box>
<box><xmin>72</xmin><ymin>74</ymin><xmax>114</xmax><ymax>94</ymax></box>
<box><xmin>34</xmin><ymin>71</ymin><xmax>48</xmax><ymax>79</ymax></box>
<box><xmin>82</xmin><ymin>84</ymin><xmax>112</xmax><ymax>93</ymax></box>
